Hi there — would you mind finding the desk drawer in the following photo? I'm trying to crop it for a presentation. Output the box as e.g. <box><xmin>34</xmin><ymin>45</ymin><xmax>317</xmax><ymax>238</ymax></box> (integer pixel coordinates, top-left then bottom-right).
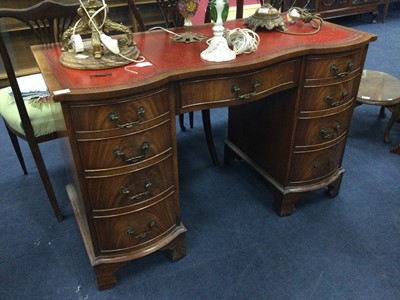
<box><xmin>290</xmin><ymin>136</ymin><xmax>346</xmax><ymax>184</ymax></box>
<box><xmin>304</xmin><ymin>51</ymin><xmax>363</xmax><ymax>81</ymax></box>
<box><xmin>179</xmin><ymin>60</ymin><xmax>298</xmax><ymax>110</ymax></box>
<box><xmin>295</xmin><ymin>105</ymin><xmax>353</xmax><ymax>146</ymax></box>
<box><xmin>78</xmin><ymin>119</ymin><xmax>171</xmax><ymax>170</ymax></box>
<box><xmin>86</xmin><ymin>154</ymin><xmax>174</xmax><ymax>210</ymax></box>
<box><xmin>301</xmin><ymin>77</ymin><xmax>358</xmax><ymax>111</ymax></box>
<box><xmin>94</xmin><ymin>193</ymin><xmax>178</xmax><ymax>252</ymax></box>
<box><xmin>70</xmin><ymin>88</ymin><xmax>170</xmax><ymax>133</ymax></box>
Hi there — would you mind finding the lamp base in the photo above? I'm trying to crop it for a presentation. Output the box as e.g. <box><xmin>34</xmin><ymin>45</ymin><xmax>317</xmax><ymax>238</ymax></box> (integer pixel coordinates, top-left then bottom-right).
<box><xmin>172</xmin><ymin>31</ymin><xmax>205</xmax><ymax>43</ymax></box>
<box><xmin>200</xmin><ymin>36</ymin><xmax>236</xmax><ymax>62</ymax></box>
<box><xmin>60</xmin><ymin>42</ymin><xmax>140</xmax><ymax>70</ymax></box>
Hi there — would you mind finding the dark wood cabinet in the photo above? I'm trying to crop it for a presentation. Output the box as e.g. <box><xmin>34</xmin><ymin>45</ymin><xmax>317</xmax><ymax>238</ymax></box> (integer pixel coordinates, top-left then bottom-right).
<box><xmin>282</xmin><ymin>0</ymin><xmax>380</xmax><ymax>22</ymax></box>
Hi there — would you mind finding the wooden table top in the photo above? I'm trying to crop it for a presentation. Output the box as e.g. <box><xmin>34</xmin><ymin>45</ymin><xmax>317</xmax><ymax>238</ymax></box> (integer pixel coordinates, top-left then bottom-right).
<box><xmin>31</xmin><ymin>18</ymin><xmax>376</xmax><ymax>102</ymax></box>
<box><xmin>357</xmin><ymin>70</ymin><xmax>400</xmax><ymax>106</ymax></box>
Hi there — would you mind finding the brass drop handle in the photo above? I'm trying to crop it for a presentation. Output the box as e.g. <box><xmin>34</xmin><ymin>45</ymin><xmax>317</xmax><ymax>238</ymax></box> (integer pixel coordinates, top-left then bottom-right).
<box><xmin>312</xmin><ymin>157</ymin><xmax>334</xmax><ymax>169</ymax></box>
<box><xmin>113</xmin><ymin>141</ymin><xmax>149</xmax><ymax>163</ymax></box>
<box><xmin>330</xmin><ymin>61</ymin><xmax>354</xmax><ymax>78</ymax></box>
<box><xmin>125</xmin><ymin>220</ymin><xmax>156</xmax><ymax>240</ymax></box>
<box><xmin>107</xmin><ymin>106</ymin><xmax>145</xmax><ymax>128</ymax></box>
<box><xmin>231</xmin><ymin>80</ymin><xmax>260</xmax><ymax>100</ymax></box>
<box><xmin>324</xmin><ymin>89</ymin><xmax>349</xmax><ymax>107</ymax></box>
<box><xmin>320</xmin><ymin>123</ymin><xmax>341</xmax><ymax>139</ymax></box>
<box><xmin>120</xmin><ymin>179</ymin><xmax>153</xmax><ymax>201</ymax></box>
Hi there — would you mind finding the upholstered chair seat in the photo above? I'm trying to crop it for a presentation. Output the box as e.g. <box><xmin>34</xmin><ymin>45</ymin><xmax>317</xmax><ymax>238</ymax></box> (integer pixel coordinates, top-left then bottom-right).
<box><xmin>0</xmin><ymin>74</ymin><xmax>56</xmax><ymax>137</ymax></box>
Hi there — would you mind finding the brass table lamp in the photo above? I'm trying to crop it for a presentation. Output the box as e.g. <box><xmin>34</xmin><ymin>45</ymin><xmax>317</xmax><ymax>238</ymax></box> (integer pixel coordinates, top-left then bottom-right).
<box><xmin>60</xmin><ymin>0</ymin><xmax>140</xmax><ymax>70</ymax></box>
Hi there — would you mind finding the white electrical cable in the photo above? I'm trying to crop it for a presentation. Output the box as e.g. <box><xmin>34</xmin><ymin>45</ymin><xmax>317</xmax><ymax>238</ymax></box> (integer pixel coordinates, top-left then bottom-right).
<box><xmin>225</xmin><ymin>28</ymin><xmax>260</xmax><ymax>55</ymax></box>
<box><xmin>154</xmin><ymin>24</ymin><xmax>260</xmax><ymax>56</ymax></box>
<box><xmin>148</xmin><ymin>26</ymin><xmax>185</xmax><ymax>38</ymax></box>
<box><xmin>78</xmin><ymin>0</ymin><xmax>107</xmax><ymax>35</ymax></box>
<box><xmin>75</xmin><ymin>0</ymin><xmax>145</xmax><ymax>63</ymax></box>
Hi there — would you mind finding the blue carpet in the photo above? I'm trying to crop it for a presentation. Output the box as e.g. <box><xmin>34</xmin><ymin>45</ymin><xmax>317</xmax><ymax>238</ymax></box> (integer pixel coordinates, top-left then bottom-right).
<box><xmin>0</xmin><ymin>4</ymin><xmax>399</xmax><ymax>300</ymax></box>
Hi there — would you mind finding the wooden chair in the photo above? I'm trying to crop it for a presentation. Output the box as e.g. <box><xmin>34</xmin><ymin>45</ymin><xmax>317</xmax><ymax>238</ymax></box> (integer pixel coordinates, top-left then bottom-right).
<box><xmin>127</xmin><ymin>0</ymin><xmax>146</xmax><ymax>31</ymax></box>
<box><xmin>0</xmin><ymin>1</ymin><xmax>79</xmax><ymax>222</ymax></box>
<box><xmin>155</xmin><ymin>0</ymin><xmax>185</xmax><ymax>28</ymax></box>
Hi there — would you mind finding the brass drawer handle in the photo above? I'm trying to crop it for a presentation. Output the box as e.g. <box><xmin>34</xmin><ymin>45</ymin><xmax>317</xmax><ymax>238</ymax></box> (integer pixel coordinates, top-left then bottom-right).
<box><xmin>312</xmin><ymin>157</ymin><xmax>334</xmax><ymax>170</ymax></box>
<box><xmin>330</xmin><ymin>61</ymin><xmax>354</xmax><ymax>78</ymax></box>
<box><xmin>324</xmin><ymin>89</ymin><xmax>348</xmax><ymax>107</ymax></box>
<box><xmin>120</xmin><ymin>179</ymin><xmax>153</xmax><ymax>201</ymax></box>
<box><xmin>113</xmin><ymin>141</ymin><xmax>149</xmax><ymax>163</ymax></box>
<box><xmin>231</xmin><ymin>80</ymin><xmax>260</xmax><ymax>100</ymax></box>
<box><xmin>125</xmin><ymin>220</ymin><xmax>156</xmax><ymax>240</ymax></box>
<box><xmin>107</xmin><ymin>106</ymin><xmax>145</xmax><ymax>129</ymax></box>
<box><xmin>320</xmin><ymin>123</ymin><xmax>341</xmax><ymax>139</ymax></box>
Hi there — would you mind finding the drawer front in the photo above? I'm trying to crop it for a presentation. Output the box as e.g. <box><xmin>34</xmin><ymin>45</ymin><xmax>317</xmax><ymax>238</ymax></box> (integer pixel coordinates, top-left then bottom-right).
<box><xmin>179</xmin><ymin>60</ymin><xmax>298</xmax><ymax>109</ymax></box>
<box><xmin>70</xmin><ymin>89</ymin><xmax>170</xmax><ymax>133</ymax></box>
<box><xmin>304</xmin><ymin>52</ymin><xmax>363</xmax><ymax>80</ymax></box>
<box><xmin>86</xmin><ymin>154</ymin><xmax>174</xmax><ymax>210</ymax></box>
<box><xmin>94</xmin><ymin>194</ymin><xmax>179</xmax><ymax>252</ymax></box>
<box><xmin>301</xmin><ymin>76</ymin><xmax>358</xmax><ymax>111</ymax></box>
<box><xmin>78</xmin><ymin>120</ymin><xmax>171</xmax><ymax>170</ymax></box>
<box><xmin>290</xmin><ymin>137</ymin><xmax>346</xmax><ymax>184</ymax></box>
<box><xmin>295</xmin><ymin>105</ymin><xmax>353</xmax><ymax>146</ymax></box>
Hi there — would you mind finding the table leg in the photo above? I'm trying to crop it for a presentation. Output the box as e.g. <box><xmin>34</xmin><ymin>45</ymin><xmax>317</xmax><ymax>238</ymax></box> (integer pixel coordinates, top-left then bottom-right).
<box><xmin>327</xmin><ymin>173</ymin><xmax>344</xmax><ymax>198</ymax></box>
<box><xmin>94</xmin><ymin>261</ymin><xmax>127</xmax><ymax>290</ymax></box>
<box><xmin>384</xmin><ymin>104</ymin><xmax>400</xmax><ymax>143</ymax></box>
<box><xmin>382</xmin><ymin>0</ymin><xmax>390</xmax><ymax>23</ymax></box>
<box><xmin>161</xmin><ymin>231</ymin><xmax>186</xmax><ymax>261</ymax></box>
<box><xmin>379</xmin><ymin>106</ymin><xmax>386</xmax><ymax>118</ymax></box>
<box><xmin>390</xmin><ymin>145</ymin><xmax>400</xmax><ymax>154</ymax></box>
<box><xmin>93</xmin><ymin>229</ymin><xmax>185</xmax><ymax>290</ymax></box>
<box><xmin>273</xmin><ymin>192</ymin><xmax>300</xmax><ymax>217</ymax></box>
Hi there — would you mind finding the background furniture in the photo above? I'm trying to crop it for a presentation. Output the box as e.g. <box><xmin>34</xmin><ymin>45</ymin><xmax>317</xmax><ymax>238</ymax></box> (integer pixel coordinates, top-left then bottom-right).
<box><xmin>282</xmin><ymin>0</ymin><xmax>381</xmax><ymax>23</ymax></box>
<box><xmin>383</xmin><ymin>0</ymin><xmax>391</xmax><ymax>22</ymax></box>
<box><xmin>32</xmin><ymin>19</ymin><xmax>375</xmax><ymax>289</ymax></box>
<box><xmin>0</xmin><ymin>1</ymin><xmax>79</xmax><ymax>222</ymax></box>
<box><xmin>356</xmin><ymin>70</ymin><xmax>400</xmax><ymax>143</ymax></box>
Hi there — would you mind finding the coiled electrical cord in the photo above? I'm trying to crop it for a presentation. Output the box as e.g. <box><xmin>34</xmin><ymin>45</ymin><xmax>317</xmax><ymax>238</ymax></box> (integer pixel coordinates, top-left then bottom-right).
<box><xmin>150</xmin><ymin>26</ymin><xmax>260</xmax><ymax>56</ymax></box>
<box><xmin>224</xmin><ymin>28</ymin><xmax>260</xmax><ymax>55</ymax></box>
<box><xmin>279</xmin><ymin>7</ymin><xmax>323</xmax><ymax>35</ymax></box>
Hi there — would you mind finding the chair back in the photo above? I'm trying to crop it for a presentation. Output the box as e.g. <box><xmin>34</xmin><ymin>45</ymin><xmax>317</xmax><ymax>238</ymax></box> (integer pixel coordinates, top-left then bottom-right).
<box><xmin>155</xmin><ymin>0</ymin><xmax>185</xmax><ymax>28</ymax></box>
<box><xmin>0</xmin><ymin>1</ymin><xmax>79</xmax><ymax>138</ymax></box>
<box><xmin>127</xmin><ymin>0</ymin><xmax>146</xmax><ymax>31</ymax></box>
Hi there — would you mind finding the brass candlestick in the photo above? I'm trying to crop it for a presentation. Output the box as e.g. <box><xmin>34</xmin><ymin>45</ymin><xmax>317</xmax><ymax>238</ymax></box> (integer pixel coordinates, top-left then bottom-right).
<box><xmin>171</xmin><ymin>0</ymin><xmax>204</xmax><ymax>43</ymax></box>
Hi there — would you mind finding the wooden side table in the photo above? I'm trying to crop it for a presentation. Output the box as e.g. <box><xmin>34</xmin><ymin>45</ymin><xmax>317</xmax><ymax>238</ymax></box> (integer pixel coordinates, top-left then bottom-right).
<box><xmin>356</xmin><ymin>70</ymin><xmax>400</xmax><ymax>144</ymax></box>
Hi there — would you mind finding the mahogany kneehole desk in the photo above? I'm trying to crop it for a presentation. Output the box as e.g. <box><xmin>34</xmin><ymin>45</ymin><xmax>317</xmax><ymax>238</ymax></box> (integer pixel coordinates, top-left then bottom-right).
<box><xmin>32</xmin><ymin>19</ymin><xmax>376</xmax><ymax>290</ymax></box>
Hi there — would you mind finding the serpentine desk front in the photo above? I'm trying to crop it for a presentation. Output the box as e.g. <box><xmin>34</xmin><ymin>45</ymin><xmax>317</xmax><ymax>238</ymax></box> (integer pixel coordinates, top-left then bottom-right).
<box><xmin>32</xmin><ymin>19</ymin><xmax>376</xmax><ymax>290</ymax></box>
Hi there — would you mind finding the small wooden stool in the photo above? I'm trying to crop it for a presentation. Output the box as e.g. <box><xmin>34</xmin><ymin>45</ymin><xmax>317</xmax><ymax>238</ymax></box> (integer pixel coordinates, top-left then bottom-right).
<box><xmin>356</xmin><ymin>70</ymin><xmax>400</xmax><ymax>144</ymax></box>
